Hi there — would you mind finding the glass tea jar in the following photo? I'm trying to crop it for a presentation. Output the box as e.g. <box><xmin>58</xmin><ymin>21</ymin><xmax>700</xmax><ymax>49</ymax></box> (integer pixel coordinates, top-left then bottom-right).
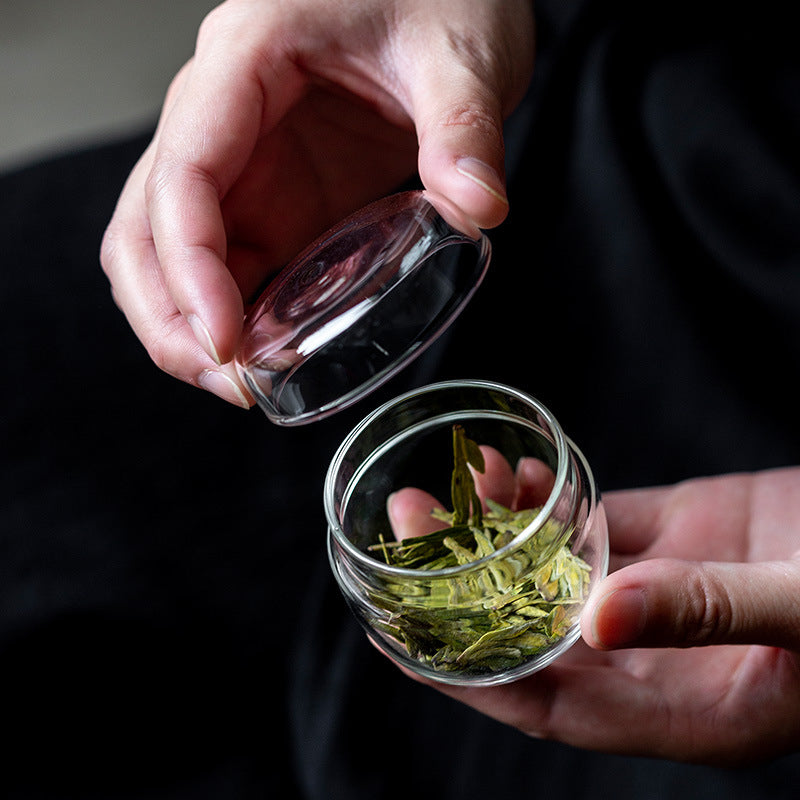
<box><xmin>324</xmin><ymin>380</ymin><xmax>609</xmax><ymax>686</ymax></box>
<box><xmin>236</xmin><ymin>191</ymin><xmax>608</xmax><ymax>685</ymax></box>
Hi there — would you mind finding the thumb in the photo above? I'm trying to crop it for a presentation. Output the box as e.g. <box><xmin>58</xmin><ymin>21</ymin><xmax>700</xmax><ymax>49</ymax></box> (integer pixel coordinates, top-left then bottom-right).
<box><xmin>393</xmin><ymin>2</ymin><xmax>535</xmax><ymax>230</ymax></box>
<box><xmin>409</xmin><ymin>52</ymin><xmax>527</xmax><ymax>230</ymax></box>
<box><xmin>415</xmin><ymin>90</ymin><xmax>509</xmax><ymax>230</ymax></box>
<box><xmin>582</xmin><ymin>557</ymin><xmax>800</xmax><ymax>651</ymax></box>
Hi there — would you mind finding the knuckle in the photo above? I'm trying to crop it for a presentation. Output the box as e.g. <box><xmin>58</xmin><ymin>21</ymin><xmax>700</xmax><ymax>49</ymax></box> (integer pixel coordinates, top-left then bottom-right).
<box><xmin>196</xmin><ymin>0</ymin><xmax>259</xmax><ymax>51</ymax></box>
<box><xmin>143</xmin><ymin>314</ymin><xmax>189</xmax><ymax>381</ymax></box>
<box><xmin>143</xmin><ymin>158</ymin><xmax>174</xmax><ymax>208</ymax></box>
<box><xmin>196</xmin><ymin>3</ymin><xmax>230</xmax><ymax>47</ymax></box>
<box><xmin>99</xmin><ymin>225</ymin><xmax>119</xmax><ymax>276</ymax></box>
<box><xmin>681</xmin><ymin>569</ymin><xmax>735</xmax><ymax>645</ymax></box>
<box><xmin>439</xmin><ymin>101</ymin><xmax>502</xmax><ymax>138</ymax></box>
<box><xmin>144</xmin><ymin>152</ymin><xmax>218</xmax><ymax>213</ymax></box>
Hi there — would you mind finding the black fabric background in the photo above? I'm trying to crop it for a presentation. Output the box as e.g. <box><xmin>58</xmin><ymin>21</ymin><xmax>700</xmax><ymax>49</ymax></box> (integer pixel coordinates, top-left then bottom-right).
<box><xmin>2</xmin><ymin>0</ymin><xmax>800</xmax><ymax>797</ymax></box>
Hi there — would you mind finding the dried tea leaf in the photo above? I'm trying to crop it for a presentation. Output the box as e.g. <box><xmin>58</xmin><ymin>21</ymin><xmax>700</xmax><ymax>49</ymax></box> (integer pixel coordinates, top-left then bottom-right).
<box><xmin>370</xmin><ymin>425</ymin><xmax>591</xmax><ymax>676</ymax></box>
<box><xmin>451</xmin><ymin>425</ymin><xmax>483</xmax><ymax>528</ymax></box>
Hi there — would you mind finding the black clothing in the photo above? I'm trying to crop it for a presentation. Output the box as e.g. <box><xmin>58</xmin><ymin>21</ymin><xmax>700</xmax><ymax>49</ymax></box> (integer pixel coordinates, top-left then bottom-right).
<box><xmin>2</xmin><ymin>1</ymin><xmax>799</xmax><ymax>797</ymax></box>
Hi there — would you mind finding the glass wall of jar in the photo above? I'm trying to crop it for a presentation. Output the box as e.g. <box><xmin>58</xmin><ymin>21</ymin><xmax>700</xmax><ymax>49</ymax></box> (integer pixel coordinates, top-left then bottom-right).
<box><xmin>325</xmin><ymin>380</ymin><xmax>609</xmax><ymax>687</ymax></box>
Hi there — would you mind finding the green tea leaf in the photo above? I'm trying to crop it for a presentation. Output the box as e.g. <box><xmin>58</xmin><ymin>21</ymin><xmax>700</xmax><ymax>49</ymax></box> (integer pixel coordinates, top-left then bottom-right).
<box><xmin>451</xmin><ymin>425</ymin><xmax>483</xmax><ymax>527</ymax></box>
<box><xmin>370</xmin><ymin>424</ymin><xmax>591</xmax><ymax>676</ymax></box>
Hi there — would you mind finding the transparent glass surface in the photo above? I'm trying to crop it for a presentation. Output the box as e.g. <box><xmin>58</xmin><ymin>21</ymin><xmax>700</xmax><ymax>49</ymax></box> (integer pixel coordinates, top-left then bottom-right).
<box><xmin>325</xmin><ymin>380</ymin><xmax>609</xmax><ymax>687</ymax></box>
<box><xmin>236</xmin><ymin>191</ymin><xmax>491</xmax><ymax>425</ymax></box>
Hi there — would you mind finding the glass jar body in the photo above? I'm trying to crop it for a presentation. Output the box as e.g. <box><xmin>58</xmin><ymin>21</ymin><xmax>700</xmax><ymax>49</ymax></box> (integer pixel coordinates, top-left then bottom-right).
<box><xmin>325</xmin><ymin>380</ymin><xmax>609</xmax><ymax>686</ymax></box>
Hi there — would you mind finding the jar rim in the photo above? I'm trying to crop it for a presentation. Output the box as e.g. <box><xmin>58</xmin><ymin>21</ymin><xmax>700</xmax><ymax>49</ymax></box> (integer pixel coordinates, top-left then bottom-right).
<box><xmin>324</xmin><ymin>379</ymin><xmax>583</xmax><ymax>579</ymax></box>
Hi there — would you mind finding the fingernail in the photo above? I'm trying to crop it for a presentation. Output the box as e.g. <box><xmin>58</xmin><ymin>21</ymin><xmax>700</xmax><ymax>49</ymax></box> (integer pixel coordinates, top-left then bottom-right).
<box><xmin>455</xmin><ymin>157</ymin><xmax>508</xmax><ymax>204</ymax></box>
<box><xmin>198</xmin><ymin>369</ymin><xmax>251</xmax><ymax>409</ymax></box>
<box><xmin>187</xmin><ymin>313</ymin><xmax>221</xmax><ymax>366</ymax></box>
<box><xmin>591</xmin><ymin>587</ymin><xmax>647</xmax><ymax>649</ymax></box>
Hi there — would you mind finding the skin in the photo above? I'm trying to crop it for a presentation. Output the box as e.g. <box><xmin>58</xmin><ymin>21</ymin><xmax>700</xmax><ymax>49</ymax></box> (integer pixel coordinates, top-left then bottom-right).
<box><xmin>100</xmin><ymin>0</ymin><xmax>535</xmax><ymax>407</ymax></box>
<box><xmin>388</xmin><ymin>452</ymin><xmax>800</xmax><ymax>766</ymax></box>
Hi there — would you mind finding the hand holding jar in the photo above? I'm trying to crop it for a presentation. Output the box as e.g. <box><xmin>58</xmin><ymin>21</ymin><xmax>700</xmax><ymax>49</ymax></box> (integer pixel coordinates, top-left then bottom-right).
<box><xmin>396</xmin><ymin>467</ymin><xmax>800</xmax><ymax>765</ymax></box>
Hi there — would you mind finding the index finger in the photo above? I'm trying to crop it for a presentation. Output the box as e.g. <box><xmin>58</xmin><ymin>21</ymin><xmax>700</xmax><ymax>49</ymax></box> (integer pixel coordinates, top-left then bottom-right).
<box><xmin>145</xmin><ymin>30</ymin><xmax>305</xmax><ymax>367</ymax></box>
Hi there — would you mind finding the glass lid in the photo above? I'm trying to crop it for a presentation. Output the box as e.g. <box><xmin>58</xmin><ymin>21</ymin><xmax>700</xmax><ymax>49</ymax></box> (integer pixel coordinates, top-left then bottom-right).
<box><xmin>235</xmin><ymin>190</ymin><xmax>491</xmax><ymax>425</ymax></box>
